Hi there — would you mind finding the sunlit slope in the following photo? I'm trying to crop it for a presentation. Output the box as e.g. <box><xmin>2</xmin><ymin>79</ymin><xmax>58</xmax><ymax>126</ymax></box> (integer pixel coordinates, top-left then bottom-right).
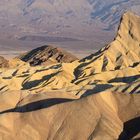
<box><xmin>0</xmin><ymin>92</ymin><xmax>140</xmax><ymax>140</ymax></box>
<box><xmin>0</xmin><ymin>12</ymin><xmax>140</xmax><ymax>140</ymax></box>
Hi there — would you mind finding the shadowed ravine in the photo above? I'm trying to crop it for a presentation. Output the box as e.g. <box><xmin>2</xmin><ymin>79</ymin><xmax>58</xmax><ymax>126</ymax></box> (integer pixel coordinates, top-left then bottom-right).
<box><xmin>0</xmin><ymin>98</ymin><xmax>72</xmax><ymax>114</ymax></box>
<box><xmin>0</xmin><ymin>98</ymin><xmax>73</xmax><ymax>114</ymax></box>
<box><xmin>118</xmin><ymin>116</ymin><xmax>140</xmax><ymax>140</ymax></box>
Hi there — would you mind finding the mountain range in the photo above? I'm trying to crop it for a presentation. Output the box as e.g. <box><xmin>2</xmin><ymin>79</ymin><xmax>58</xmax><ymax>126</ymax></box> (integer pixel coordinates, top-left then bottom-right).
<box><xmin>0</xmin><ymin>11</ymin><xmax>140</xmax><ymax>139</ymax></box>
<box><xmin>0</xmin><ymin>0</ymin><xmax>140</xmax><ymax>58</ymax></box>
<box><xmin>0</xmin><ymin>0</ymin><xmax>140</xmax><ymax>41</ymax></box>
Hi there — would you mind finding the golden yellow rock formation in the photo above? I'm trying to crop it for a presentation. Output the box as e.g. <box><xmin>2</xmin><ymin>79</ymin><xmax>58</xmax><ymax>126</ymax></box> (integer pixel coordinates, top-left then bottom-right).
<box><xmin>0</xmin><ymin>12</ymin><xmax>140</xmax><ymax>140</ymax></box>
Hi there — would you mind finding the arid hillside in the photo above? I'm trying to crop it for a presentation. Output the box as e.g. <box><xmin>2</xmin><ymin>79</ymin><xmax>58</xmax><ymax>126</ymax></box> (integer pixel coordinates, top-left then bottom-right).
<box><xmin>0</xmin><ymin>12</ymin><xmax>140</xmax><ymax>140</ymax></box>
<box><xmin>18</xmin><ymin>45</ymin><xmax>78</xmax><ymax>66</ymax></box>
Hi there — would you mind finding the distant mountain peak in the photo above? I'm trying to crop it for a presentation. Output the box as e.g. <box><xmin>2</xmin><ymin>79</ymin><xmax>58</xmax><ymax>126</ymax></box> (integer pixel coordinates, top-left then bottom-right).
<box><xmin>76</xmin><ymin>11</ymin><xmax>140</xmax><ymax>78</ymax></box>
<box><xmin>116</xmin><ymin>11</ymin><xmax>140</xmax><ymax>42</ymax></box>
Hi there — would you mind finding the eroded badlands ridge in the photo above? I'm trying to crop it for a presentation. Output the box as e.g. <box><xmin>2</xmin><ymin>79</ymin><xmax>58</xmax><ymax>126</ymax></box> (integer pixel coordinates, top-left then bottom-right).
<box><xmin>19</xmin><ymin>45</ymin><xmax>78</xmax><ymax>66</ymax></box>
<box><xmin>0</xmin><ymin>12</ymin><xmax>140</xmax><ymax>140</ymax></box>
<box><xmin>0</xmin><ymin>92</ymin><xmax>140</xmax><ymax>140</ymax></box>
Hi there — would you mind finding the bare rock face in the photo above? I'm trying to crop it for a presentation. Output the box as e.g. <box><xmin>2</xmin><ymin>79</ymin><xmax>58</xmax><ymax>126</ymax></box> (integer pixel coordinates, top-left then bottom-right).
<box><xmin>19</xmin><ymin>45</ymin><xmax>78</xmax><ymax>66</ymax></box>
<box><xmin>0</xmin><ymin>56</ymin><xmax>9</xmax><ymax>68</ymax></box>
<box><xmin>75</xmin><ymin>12</ymin><xmax>140</xmax><ymax>78</ymax></box>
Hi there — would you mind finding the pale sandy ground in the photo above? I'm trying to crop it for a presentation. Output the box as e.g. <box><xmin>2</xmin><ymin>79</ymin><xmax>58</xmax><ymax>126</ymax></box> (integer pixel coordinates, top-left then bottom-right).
<box><xmin>0</xmin><ymin>12</ymin><xmax>140</xmax><ymax>140</ymax></box>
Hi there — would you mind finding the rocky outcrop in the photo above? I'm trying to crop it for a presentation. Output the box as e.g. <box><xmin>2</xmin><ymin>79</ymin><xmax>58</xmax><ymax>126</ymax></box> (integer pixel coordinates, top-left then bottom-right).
<box><xmin>19</xmin><ymin>45</ymin><xmax>78</xmax><ymax>66</ymax></box>
<box><xmin>75</xmin><ymin>12</ymin><xmax>140</xmax><ymax>78</ymax></box>
<box><xmin>0</xmin><ymin>56</ymin><xmax>9</xmax><ymax>68</ymax></box>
